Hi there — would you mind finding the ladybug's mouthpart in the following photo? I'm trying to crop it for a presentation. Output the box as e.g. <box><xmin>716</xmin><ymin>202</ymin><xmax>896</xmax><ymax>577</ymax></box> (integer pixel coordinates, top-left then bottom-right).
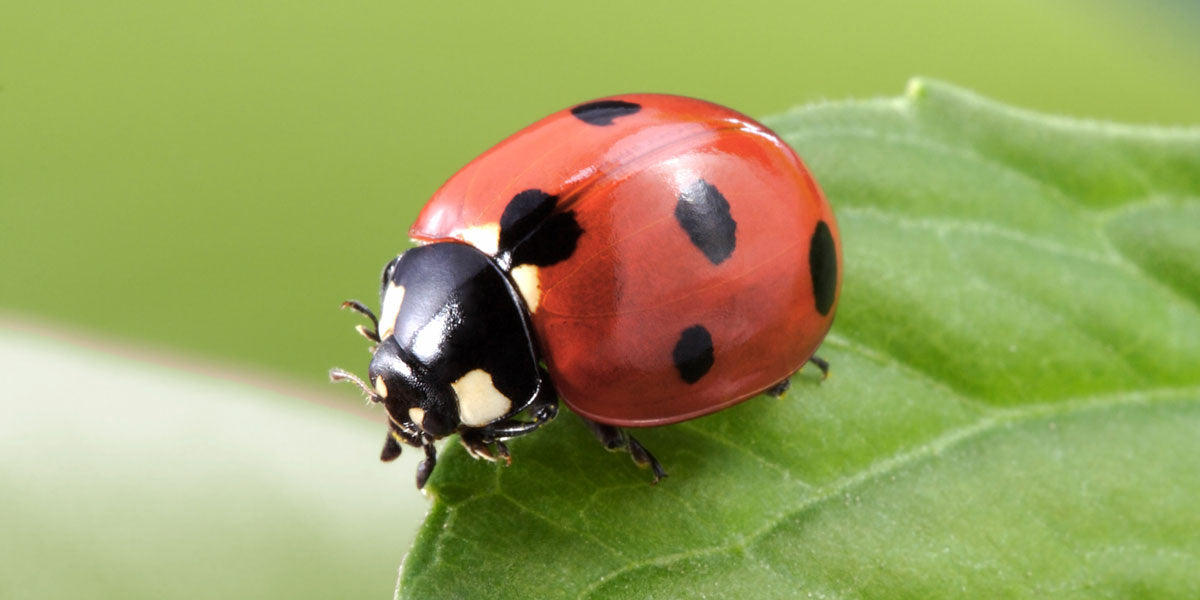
<box><xmin>341</xmin><ymin>300</ymin><xmax>381</xmax><ymax>343</ymax></box>
<box><xmin>331</xmin><ymin>366</ymin><xmax>433</xmax><ymax>474</ymax></box>
<box><xmin>329</xmin><ymin>367</ymin><xmax>382</xmax><ymax>403</ymax></box>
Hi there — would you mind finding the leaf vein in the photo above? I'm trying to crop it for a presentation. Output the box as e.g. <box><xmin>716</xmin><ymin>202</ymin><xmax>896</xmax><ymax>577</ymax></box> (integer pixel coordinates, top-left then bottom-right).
<box><xmin>577</xmin><ymin>387</ymin><xmax>1200</xmax><ymax>596</ymax></box>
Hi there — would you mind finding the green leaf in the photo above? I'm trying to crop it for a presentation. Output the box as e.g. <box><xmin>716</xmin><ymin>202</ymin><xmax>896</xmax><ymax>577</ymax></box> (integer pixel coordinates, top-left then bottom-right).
<box><xmin>396</xmin><ymin>80</ymin><xmax>1200</xmax><ymax>599</ymax></box>
<box><xmin>0</xmin><ymin>328</ymin><xmax>428</xmax><ymax>599</ymax></box>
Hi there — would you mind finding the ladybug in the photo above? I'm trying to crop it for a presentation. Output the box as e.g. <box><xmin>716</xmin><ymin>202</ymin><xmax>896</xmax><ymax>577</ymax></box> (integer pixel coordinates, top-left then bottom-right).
<box><xmin>331</xmin><ymin>95</ymin><xmax>840</xmax><ymax>489</ymax></box>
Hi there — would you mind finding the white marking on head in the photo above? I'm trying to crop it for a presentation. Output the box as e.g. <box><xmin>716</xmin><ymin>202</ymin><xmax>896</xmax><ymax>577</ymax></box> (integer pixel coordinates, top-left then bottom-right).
<box><xmin>378</xmin><ymin>282</ymin><xmax>406</xmax><ymax>339</ymax></box>
<box><xmin>460</xmin><ymin>224</ymin><xmax>501</xmax><ymax>256</ymax></box>
<box><xmin>451</xmin><ymin>369</ymin><xmax>512</xmax><ymax>427</ymax></box>
<box><xmin>408</xmin><ymin>407</ymin><xmax>426</xmax><ymax>428</ymax></box>
<box><xmin>373</xmin><ymin>376</ymin><xmax>389</xmax><ymax>398</ymax></box>
<box><xmin>510</xmin><ymin>264</ymin><xmax>541</xmax><ymax>313</ymax></box>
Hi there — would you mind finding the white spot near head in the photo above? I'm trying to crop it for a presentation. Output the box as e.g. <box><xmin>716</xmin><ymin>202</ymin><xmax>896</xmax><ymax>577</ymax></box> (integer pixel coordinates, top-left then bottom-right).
<box><xmin>451</xmin><ymin>369</ymin><xmax>512</xmax><ymax>427</ymax></box>
<box><xmin>379</xmin><ymin>282</ymin><xmax>406</xmax><ymax>339</ymax></box>
<box><xmin>373</xmin><ymin>376</ymin><xmax>389</xmax><ymax>398</ymax></box>
<box><xmin>460</xmin><ymin>223</ymin><xmax>501</xmax><ymax>256</ymax></box>
<box><xmin>510</xmin><ymin>264</ymin><xmax>541</xmax><ymax>313</ymax></box>
<box><xmin>408</xmin><ymin>407</ymin><xmax>426</xmax><ymax>428</ymax></box>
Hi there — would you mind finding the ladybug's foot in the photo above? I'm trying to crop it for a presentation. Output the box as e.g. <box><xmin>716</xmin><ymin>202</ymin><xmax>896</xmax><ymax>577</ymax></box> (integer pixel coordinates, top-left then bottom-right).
<box><xmin>807</xmin><ymin>355</ymin><xmax>831</xmax><ymax>380</ymax></box>
<box><xmin>626</xmin><ymin>435</ymin><xmax>668</xmax><ymax>484</ymax></box>
<box><xmin>582</xmin><ymin>419</ymin><xmax>669</xmax><ymax>484</ymax></box>
<box><xmin>494</xmin><ymin>440</ymin><xmax>512</xmax><ymax>465</ymax></box>
<box><xmin>459</xmin><ymin>433</ymin><xmax>496</xmax><ymax>462</ymax></box>
<box><xmin>460</xmin><ymin>432</ymin><xmax>513</xmax><ymax>466</ymax></box>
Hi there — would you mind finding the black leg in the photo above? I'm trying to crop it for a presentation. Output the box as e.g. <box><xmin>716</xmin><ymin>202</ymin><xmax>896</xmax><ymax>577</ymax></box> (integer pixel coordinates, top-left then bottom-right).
<box><xmin>341</xmin><ymin>299</ymin><xmax>381</xmax><ymax>342</ymax></box>
<box><xmin>767</xmin><ymin>355</ymin><xmax>832</xmax><ymax>398</ymax></box>
<box><xmin>581</xmin><ymin>418</ymin><xmax>668</xmax><ymax>484</ymax></box>
<box><xmin>808</xmin><ymin>355</ymin><xmax>830</xmax><ymax>379</ymax></box>
<box><xmin>415</xmin><ymin>442</ymin><xmax>438</xmax><ymax>489</ymax></box>
<box><xmin>478</xmin><ymin>400</ymin><xmax>558</xmax><ymax>439</ymax></box>
<box><xmin>460</xmin><ymin>430</ymin><xmax>513</xmax><ymax>465</ymax></box>
<box><xmin>765</xmin><ymin>377</ymin><xmax>791</xmax><ymax>397</ymax></box>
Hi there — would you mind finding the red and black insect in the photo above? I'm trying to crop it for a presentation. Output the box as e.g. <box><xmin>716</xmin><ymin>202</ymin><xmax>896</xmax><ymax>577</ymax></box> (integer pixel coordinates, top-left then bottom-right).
<box><xmin>332</xmin><ymin>95</ymin><xmax>841</xmax><ymax>488</ymax></box>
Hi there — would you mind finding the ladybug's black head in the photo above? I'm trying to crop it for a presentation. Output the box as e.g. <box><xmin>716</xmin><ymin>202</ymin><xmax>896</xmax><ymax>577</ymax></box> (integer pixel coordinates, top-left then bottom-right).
<box><xmin>368</xmin><ymin>336</ymin><xmax>459</xmax><ymax>438</ymax></box>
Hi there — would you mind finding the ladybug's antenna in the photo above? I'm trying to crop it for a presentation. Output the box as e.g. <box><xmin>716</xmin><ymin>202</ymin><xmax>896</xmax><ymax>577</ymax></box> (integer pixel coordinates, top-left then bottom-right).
<box><xmin>341</xmin><ymin>300</ymin><xmax>381</xmax><ymax>343</ymax></box>
<box><xmin>330</xmin><ymin>367</ymin><xmax>381</xmax><ymax>402</ymax></box>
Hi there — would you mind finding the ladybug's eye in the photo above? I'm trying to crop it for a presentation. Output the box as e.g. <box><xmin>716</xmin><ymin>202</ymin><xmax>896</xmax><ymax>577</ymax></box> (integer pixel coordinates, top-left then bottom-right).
<box><xmin>380</xmin><ymin>256</ymin><xmax>401</xmax><ymax>295</ymax></box>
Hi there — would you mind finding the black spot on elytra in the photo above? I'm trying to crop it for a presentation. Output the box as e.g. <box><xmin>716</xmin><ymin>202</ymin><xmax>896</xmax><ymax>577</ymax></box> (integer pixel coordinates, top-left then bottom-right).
<box><xmin>675</xmin><ymin>180</ymin><xmax>737</xmax><ymax>265</ymax></box>
<box><xmin>809</xmin><ymin>220</ymin><xmax>837</xmax><ymax>316</ymax></box>
<box><xmin>500</xmin><ymin>189</ymin><xmax>556</xmax><ymax>244</ymax></box>
<box><xmin>672</xmin><ymin>325</ymin><xmax>714</xmax><ymax>384</ymax></box>
<box><xmin>570</xmin><ymin>100</ymin><xmax>641</xmax><ymax>126</ymax></box>
<box><xmin>498</xmin><ymin>189</ymin><xmax>583</xmax><ymax>267</ymax></box>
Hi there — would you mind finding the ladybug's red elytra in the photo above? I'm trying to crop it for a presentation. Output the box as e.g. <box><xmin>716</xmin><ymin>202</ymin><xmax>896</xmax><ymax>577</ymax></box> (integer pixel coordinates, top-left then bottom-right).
<box><xmin>331</xmin><ymin>95</ymin><xmax>841</xmax><ymax>489</ymax></box>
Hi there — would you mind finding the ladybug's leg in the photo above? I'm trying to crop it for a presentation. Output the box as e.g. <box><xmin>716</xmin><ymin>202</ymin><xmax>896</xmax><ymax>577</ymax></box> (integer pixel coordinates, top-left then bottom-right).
<box><xmin>765</xmin><ymin>377</ymin><xmax>792</xmax><ymax>398</ymax></box>
<box><xmin>767</xmin><ymin>355</ymin><xmax>832</xmax><ymax>398</ymax></box>
<box><xmin>480</xmin><ymin>400</ymin><xmax>559</xmax><ymax>438</ymax></box>
<box><xmin>465</xmin><ymin>399</ymin><xmax>557</xmax><ymax>444</ymax></box>
<box><xmin>462</xmin><ymin>407</ymin><xmax>554</xmax><ymax>464</ymax></box>
<box><xmin>807</xmin><ymin>355</ymin><xmax>831</xmax><ymax>379</ymax></box>
<box><xmin>460</xmin><ymin>430</ymin><xmax>513</xmax><ymax>465</ymax></box>
<box><xmin>340</xmin><ymin>300</ymin><xmax>381</xmax><ymax>343</ymax></box>
<box><xmin>379</xmin><ymin>417</ymin><xmax>439</xmax><ymax>488</ymax></box>
<box><xmin>581</xmin><ymin>419</ymin><xmax>668</xmax><ymax>484</ymax></box>
<box><xmin>415</xmin><ymin>442</ymin><xmax>438</xmax><ymax>489</ymax></box>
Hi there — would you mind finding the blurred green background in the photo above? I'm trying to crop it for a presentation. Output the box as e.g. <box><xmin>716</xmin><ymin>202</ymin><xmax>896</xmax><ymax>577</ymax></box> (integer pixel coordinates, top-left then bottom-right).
<box><xmin>2</xmin><ymin>0</ymin><xmax>1199</xmax><ymax>598</ymax></box>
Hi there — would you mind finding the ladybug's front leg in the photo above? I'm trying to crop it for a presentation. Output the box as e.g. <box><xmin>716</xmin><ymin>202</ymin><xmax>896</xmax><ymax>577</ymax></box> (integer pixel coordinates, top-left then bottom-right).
<box><xmin>581</xmin><ymin>418</ymin><xmax>668</xmax><ymax>484</ymax></box>
<box><xmin>386</xmin><ymin>413</ymin><xmax>438</xmax><ymax>489</ymax></box>
<box><xmin>479</xmin><ymin>400</ymin><xmax>559</xmax><ymax>439</ymax></box>
<box><xmin>415</xmin><ymin>442</ymin><xmax>438</xmax><ymax>489</ymax></box>
<box><xmin>460</xmin><ymin>430</ymin><xmax>513</xmax><ymax>465</ymax></box>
